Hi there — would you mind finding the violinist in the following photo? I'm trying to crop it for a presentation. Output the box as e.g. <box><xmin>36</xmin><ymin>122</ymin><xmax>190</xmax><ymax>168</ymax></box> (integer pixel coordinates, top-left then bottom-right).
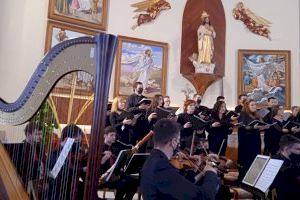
<box><xmin>207</xmin><ymin>101</ymin><xmax>232</xmax><ymax>156</ymax></box>
<box><xmin>99</xmin><ymin>126</ymin><xmax>139</xmax><ymax>200</ymax></box>
<box><xmin>140</xmin><ymin>119</ymin><xmax>220</xmax><ymax>200</ymax></box>
<box><xmin>270</xmin><ymin>134</ymin><xmax>300</xmax><ymax>200</ymax></box>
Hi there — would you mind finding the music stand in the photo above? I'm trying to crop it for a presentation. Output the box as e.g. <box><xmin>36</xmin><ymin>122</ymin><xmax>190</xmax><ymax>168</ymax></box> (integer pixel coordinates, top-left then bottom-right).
<box><xmin>124</xmin><ymin>153</ymin><xmax>149</xmax><ymax>175</ymax></box>
<box><xmin>105</xmin><ymin>150</ymin><xmax>130</xmax><ymax>182</ymax></box>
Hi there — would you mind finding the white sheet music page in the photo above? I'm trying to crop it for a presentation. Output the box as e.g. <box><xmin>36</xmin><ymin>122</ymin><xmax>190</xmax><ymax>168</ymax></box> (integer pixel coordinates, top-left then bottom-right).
<box><xmin>255</xmin><ymin>159</ymin><xmax>283</xmax><ymax>193</ymax></box>
<box><xmin>49</xmin><ymin>138</ymin><xmax>75</xmax><ymax>179</ymax></box>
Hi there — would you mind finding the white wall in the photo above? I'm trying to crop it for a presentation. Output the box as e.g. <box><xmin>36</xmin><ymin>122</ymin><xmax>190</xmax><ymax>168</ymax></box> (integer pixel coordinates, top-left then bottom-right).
<box><xmin>0</xmin><ymin>0</ymin><xmax>299</xmax><ymax>111</ymax></box>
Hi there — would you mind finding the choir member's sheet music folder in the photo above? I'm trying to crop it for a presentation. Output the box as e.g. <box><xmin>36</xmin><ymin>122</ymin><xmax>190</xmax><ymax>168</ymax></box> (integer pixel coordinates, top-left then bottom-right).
<box><xmin>242</xmin><ymin>155</ymin><xmax>283</xmax><ymax>196</ymax></box>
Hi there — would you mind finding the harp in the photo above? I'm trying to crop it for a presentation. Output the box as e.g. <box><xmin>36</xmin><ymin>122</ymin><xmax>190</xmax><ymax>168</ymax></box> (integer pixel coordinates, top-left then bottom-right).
<box><xmin>0</xmin><ymin>33</ymin><xmax>117</xmax><ymax>199</ymax></box>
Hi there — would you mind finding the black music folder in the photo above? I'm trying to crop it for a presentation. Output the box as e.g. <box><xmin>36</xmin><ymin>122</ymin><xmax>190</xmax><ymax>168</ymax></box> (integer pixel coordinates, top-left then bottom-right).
<box><xmin>119</xmin><ymin>110</ymin><xmax>135</xmax><ymax>120</ymax></box>
<box><xmin>190</xmin><ymin>115</ymin><xmax>211</xmax><ymax>130</ymax></box>
<box><xmin>225</xmin><ymin>110</ymin><xmax>239</xmax><ymax>118</ymax></box>
<box><xmin>248</xmin><ymin>120</ymin><xmax>277</xmax><ymax>127</ymax></box>
<box><xmin>156</xmin><ymin>107</ymin><xmax>179</xmax><ymax>120</ymax></box>
<box><xmin>136</xmin><ymin>98</ymin><xmax>152</xmax><ymax>106</ymax></box>
<box><xmin>124</xmin><ymin>153</ymin><xmax>149</xmax><ymax>175</ymax></box>
<box><xmin>283</xmin><ymin>121</ymin><xmax>300</xmax><ymax>129</ymax></box>
<box><xmin>242</xmin><ymin>155</ymin><xmax>283</xmax><ymax>197</ymax></box>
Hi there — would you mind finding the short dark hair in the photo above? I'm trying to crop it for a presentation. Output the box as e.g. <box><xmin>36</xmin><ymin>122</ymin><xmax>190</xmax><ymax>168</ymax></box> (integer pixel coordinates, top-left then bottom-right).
<box><xmin>238</xmin><ymin>94</ymin><xmax>247</xmax><ymax>100</ymax></box>
<box><xmin>104</xmin><ymin>126</ymin><xmax>116</xmax><ymax>135</ymax></box>
<box><xmin>153</xmin><ymin>119</ymin><xmax>179</xmax><ymax>145</ymax></box>
<box><xmin>279</xmin><ymin>134</ymin><xmax>300</xmax><ymax>150</ymax></box>
<box><xmin>61</xmin><ymin>124</ymin><xmax>83</xmax><ymax>141</ymax></box>
<box><xmin>133</xmin><ymin>81</ymin><xmax>143</xmax><ymax>91</ymax></box>
<box><xmin>267</xmin><ymin>97</ymin><xmax>276</xmax><ymax>102</ymax></box>
<box><xmin>271</xmin><ymin>105</ymin><xmax>283</xmax><ymax>117</ymax></box>
<box><xmin>24</xmin><ymin>122</ymin><xmax>43</xmax><ymax>136</ymax></box>
<box><xmin>216</xmin><ymin>96</ymin><xmax>225</xmax><ymax>101</ymax></box>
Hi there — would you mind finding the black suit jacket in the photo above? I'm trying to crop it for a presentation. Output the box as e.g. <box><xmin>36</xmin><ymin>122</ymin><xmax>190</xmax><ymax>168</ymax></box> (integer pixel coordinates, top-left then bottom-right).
<box><xmin>140</xmin><ymin>149</ymin><xmax>220</xmax><ymax>200</ymax></box>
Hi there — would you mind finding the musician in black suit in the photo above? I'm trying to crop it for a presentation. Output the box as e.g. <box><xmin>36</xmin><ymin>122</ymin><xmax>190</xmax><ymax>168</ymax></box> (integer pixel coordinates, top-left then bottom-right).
<box><xmin>271</xmin><ymin>134</ymin><xmax>300</xmax><ymax>200</ymax></box>
<box><xmin>207</xmin><ymin>101</ymin><xmax>232</xmax><ymax>156</ymax></box>
<box><xmin>99</xmin><ymin>126</ymin><xmax>138</xmax><ymax>200</ymax></box>
<box><xmin>237</xmin><ymin>99</ymin><xmax>269</xmax><ymax>181</ymax></box>
<box><xmin>140</xmin><ymin>119</ymin><xmax>220</xmax><ymax>200</ymax></box>
<box><xmin>263</xmin><ymin>96</ymin><xmax>278</xmax><ymax>123</ymax></box>
<box><xmin>47</xmin><ymin>124</ymin><xmax>86</xmax><ymax>200</ymax></box>
<box><xmin>127</xmin><ymin>81</ymin><xmax>146</xmax><ymax>112</ymax></box>
<box><xmin>234</xmin><ymin>94</ymin><xmax>247</xmax><ymax>114</ymax></box>
<box><xmin>12</xmin><ymin>122</ymin><xmax>43</xmax><ymax>187</ymax></box>
<box><xmin>193</xmin><ymin>94</ymin><xmax>209</xmax><ymax>116</ymax></box>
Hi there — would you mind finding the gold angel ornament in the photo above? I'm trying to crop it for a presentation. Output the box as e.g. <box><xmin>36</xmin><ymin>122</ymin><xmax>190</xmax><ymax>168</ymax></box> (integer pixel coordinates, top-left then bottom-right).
<box><xmin>131</xmin><ymin>0</ymin><xmax>171</xmax><ymax>30</ymax></box>
<box><xmin>233</xmin><ymin>2</ymin><xmax>272</xmax><ymax>40</ymax></box>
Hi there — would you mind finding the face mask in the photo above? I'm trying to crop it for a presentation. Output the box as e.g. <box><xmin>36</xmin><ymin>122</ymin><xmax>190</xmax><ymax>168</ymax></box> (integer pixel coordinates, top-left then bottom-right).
<box><xmin>289</xmin><ymin>153</ymin><xmax>300</xmax><ymax>164</ymax></box>
<box><xmin>137</xmin><ymin>88</ymin><xmax>143</xmax><ymax>94</ymax></box>
<box><xmin>172</xmin><ymin>140</ymin><xmax>180</xmax><ymax>156</ymax></box>
<box><xmin>71</xmin><ymin>142</ymin><xmax>81</xmax><ymax>154</ymax></box>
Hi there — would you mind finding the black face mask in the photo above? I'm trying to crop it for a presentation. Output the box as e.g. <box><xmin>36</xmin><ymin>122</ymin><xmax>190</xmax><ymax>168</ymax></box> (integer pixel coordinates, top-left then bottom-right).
<box><xmin>172</xmin><ymin>141</ymin><xmax>181</xmax><ymax>156</ymax></box>
<box><xmin>137</xmin><ymin>88</ymin><xmax>143</xmax><ymax>94</ymax></box>
<box><xmin>71</xmin><ymin>142</ymin><xmax>81</xmax><ymax>154</ymax></box>
<box><xmin>289</xmin><ymin>153</ymin><xmax>300</xmax><ymax>164</ymax></box>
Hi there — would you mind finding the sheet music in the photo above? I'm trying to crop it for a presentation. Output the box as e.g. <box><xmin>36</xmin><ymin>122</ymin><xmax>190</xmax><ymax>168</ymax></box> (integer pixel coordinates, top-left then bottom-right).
<box><xmin>49</xmin><ymin>138</ymin><xmax>75</xmax><ymax>179</ymax></box>
<box><xmin>283</xmin><ymin>112</ymin><xmax>291</xmax><ymax>121</ymax></box>
<box><xmin>255</xmin><ymin>159</ymin><xmax>283</xmax><ymax>192</ymax></box>
<box><xmin>257</xmin><ymin>108</ymin><xmax>270</xmax><ymax>118</ymax></box>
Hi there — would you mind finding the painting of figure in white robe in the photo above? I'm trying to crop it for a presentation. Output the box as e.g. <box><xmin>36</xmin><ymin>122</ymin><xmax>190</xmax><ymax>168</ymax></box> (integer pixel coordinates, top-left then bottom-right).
<box><xmin>115</xmin><ymin>37</ymin><xmax>168</xmax><ymax>97</ymax></box>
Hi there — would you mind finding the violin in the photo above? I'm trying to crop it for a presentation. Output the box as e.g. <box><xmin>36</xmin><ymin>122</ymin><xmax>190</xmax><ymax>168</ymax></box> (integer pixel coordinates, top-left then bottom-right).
<box><xmin>170</xmin><ymin>151</ymin><xmax>202</xmax><ymax>172</ymax></box>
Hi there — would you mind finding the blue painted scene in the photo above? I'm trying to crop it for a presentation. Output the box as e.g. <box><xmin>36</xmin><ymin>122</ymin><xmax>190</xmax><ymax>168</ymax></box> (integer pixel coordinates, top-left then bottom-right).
<box><xmin>242</xmin><ymin>54</ymin><xmax>286</xmax><ymax>106</ymax></box>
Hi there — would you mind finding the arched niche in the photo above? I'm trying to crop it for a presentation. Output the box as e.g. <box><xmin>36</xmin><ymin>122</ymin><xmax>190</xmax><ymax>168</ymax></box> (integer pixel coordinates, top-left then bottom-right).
<box><xmin>180</xmin><ymin>0</ymin><xmax>226</xmax><ymax>95</ymax></box>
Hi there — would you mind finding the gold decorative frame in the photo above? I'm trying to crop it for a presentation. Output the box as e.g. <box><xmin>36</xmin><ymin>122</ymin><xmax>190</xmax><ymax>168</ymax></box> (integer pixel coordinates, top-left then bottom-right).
<box><xmin>48</xmin><ymin>0</ymin><xmax>107</xmax><ymax>30</ymax></box>
<box><xmin>44</xmin><ymin>21</ymin><xmax>96</xmax><ymax>53</ymax></box>
<box><xmin>114</xmin><ymin>36</ymin><xmax>168</xmax><ymax>98</ymax></box>
<box><xmin>238</xmin><ymin>49</ymin><xmax>291</xmax><ymax>109</ymax></box>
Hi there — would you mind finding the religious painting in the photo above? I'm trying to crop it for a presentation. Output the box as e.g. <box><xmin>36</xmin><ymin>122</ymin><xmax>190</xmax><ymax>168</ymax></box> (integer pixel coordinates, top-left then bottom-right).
<box><xmin>238</xmin><ymin>49</ymin><xmax>291</xmax><ymax>108</ymax></box>
<box><xmin>45</xmin><ymin>21</ymin><xmax>96</xmax><ymax>52</ymax></box>
<box><xmin>114</xmin><ymin>36</ymin><xmax>168</xmax><ymax>97</ymax></box>
<box><xmin>48</xmin><ymin>0</ymin><xmax>107</xmax><ymax>30</ymax></box>
<box><xmin>45</xmin><ymin>21</ymin><xmax>96</xmax><ymax>95</ymax></box>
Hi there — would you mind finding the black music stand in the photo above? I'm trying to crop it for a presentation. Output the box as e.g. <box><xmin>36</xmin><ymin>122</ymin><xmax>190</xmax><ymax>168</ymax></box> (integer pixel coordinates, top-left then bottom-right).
<box><xmin>124</xmin><ymin>153</ymin><xmax>149</xmax><ymax>175</ymax></box>
<box><xmin>105</xmin><ymin>150</ymin><xmax>130</xmax><ymax>182</ymax></box>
